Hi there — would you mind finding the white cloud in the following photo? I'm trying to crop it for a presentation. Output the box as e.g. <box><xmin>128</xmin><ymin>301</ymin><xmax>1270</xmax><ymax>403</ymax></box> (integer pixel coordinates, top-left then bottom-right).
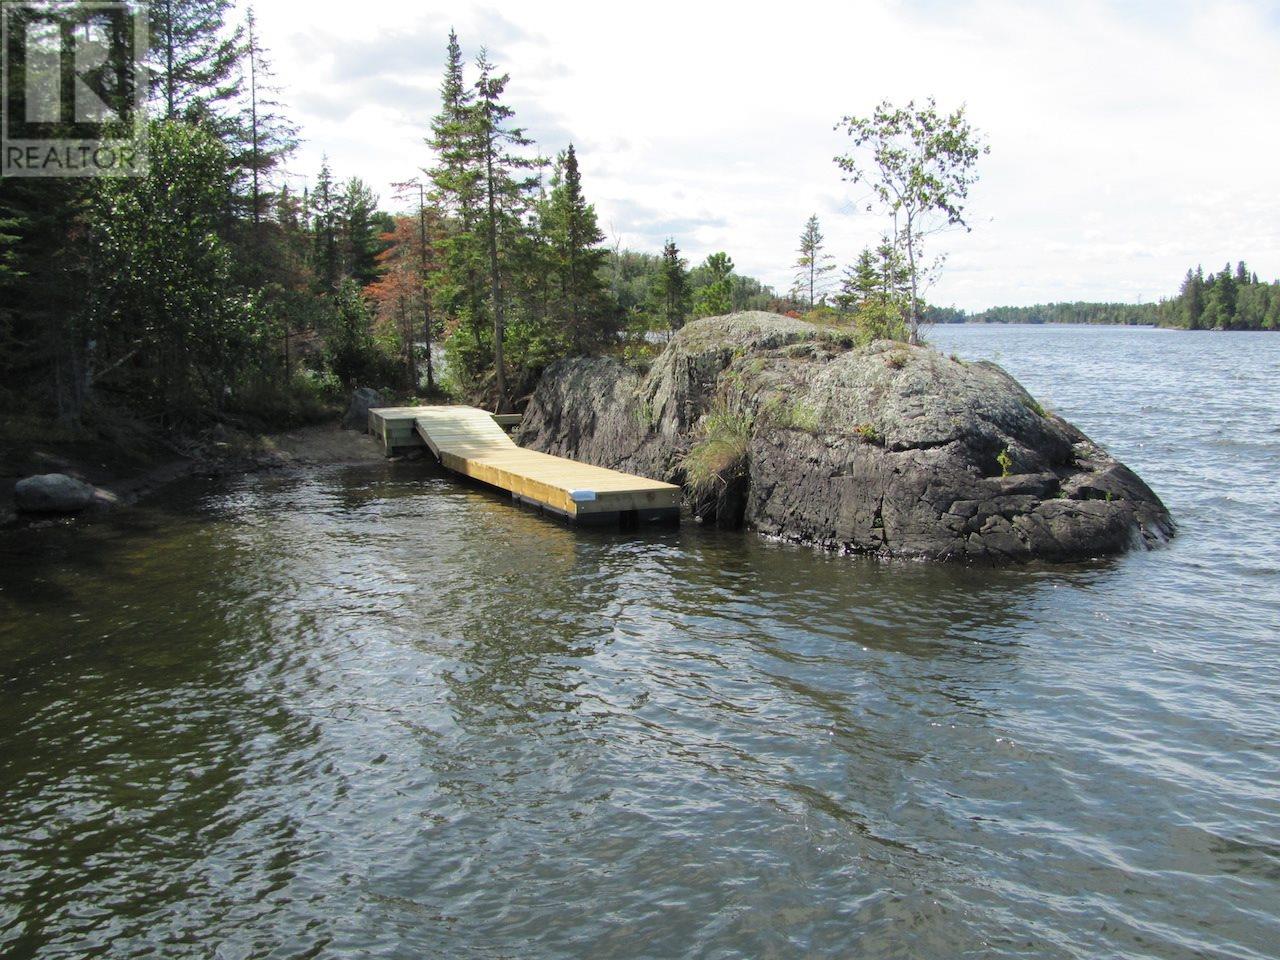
<box><xmin>244</xmin><ymin>0</ymin><xmax>1280</xmax><ymax>309</ymax></box>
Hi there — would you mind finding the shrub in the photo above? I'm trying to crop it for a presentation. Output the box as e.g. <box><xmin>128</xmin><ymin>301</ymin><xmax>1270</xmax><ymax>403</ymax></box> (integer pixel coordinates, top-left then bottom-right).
<box><xmin>855</xmin><ymin>422</ymin><xmax>882</xmax><ymax>444</ymax></box>
<box><xmin>853</xmin><ymin>301</ymin><xmax>910</xmax><ymax>346</ymax></box>
<box><xmin>997</xmin><ymin>447</ymin><xmax>1013</xmax><ymax>477</ymax></box>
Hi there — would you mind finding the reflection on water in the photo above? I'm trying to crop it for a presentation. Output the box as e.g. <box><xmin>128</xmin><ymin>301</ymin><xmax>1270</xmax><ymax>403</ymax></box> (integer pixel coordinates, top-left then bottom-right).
<box><xmin>1</xmin><ymin>325</ymin><xmax>1278</xmax><ymax>959</ymax></box>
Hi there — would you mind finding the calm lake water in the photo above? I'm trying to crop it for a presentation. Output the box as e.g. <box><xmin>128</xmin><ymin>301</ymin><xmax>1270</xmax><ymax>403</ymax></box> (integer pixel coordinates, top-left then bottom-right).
<box><xmin>1</xmin><ymin>325</ymin><xmax>1277</xmax><ymax>959</ymax></box>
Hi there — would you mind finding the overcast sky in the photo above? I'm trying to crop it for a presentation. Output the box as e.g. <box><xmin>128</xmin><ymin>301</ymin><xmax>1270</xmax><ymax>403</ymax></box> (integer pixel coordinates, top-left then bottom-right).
<box><xmin>248</xmin><ymin>0</ymin><xmax>1280</xmax><ymax>311</ymax></box>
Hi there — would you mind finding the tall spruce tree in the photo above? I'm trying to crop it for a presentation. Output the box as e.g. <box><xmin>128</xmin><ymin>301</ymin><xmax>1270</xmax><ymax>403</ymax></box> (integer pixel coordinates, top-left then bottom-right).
<box><xmin>427</xmin><ymin>30</ymin><xmax>485</xmax><ymax>349</ymax></box>
<box><xmin>238</xmin><ymin>7</ymin><xmax>297</xmax><ymax>234</ymax></box>
<box><xmin>340</xmin><ymin>178</ymin><xmax>382</xmax><ymax>287</ymax></box>
<box><xmin>472</xmin><ymin>48</ymin><xmax>541</xmax><ymax>409</ymax></box>
<box><xmin>794</xmin><ymin>214</ymin><xmax>835</xmax><ymax>309</ymax></box>
<box><xmin>837</xmin><ymin>248</ymin><xmax>880</xmax><ymax>313</ymax></box>
<box><xmin>542</xmin><ymin>144</ymin><xmax>613</xmax><ymax>352</ymax></box>
<box><xmin>311</xmin><ymin>159</ymin><xmax>340</xmax><ymax>295</ymax></box>
<box><xmin>149</xmin><ymin>0</ymin><xmax>243</xmax><ymax>123</ymax></box>
<box><xmin>655</xmin><ymin>240</ymin><xmax>690</xmax><ymax>334</ymax></box>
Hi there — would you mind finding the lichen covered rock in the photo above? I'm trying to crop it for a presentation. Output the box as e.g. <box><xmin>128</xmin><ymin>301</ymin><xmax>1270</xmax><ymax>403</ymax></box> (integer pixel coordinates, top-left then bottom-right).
<box><xmin>518</xmin><ymin>312</ymin><xmax>1173</xmax><ymax>562</ymax></box>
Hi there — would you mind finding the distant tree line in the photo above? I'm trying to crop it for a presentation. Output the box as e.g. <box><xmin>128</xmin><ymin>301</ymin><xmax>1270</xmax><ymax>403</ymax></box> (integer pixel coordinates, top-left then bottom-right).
<box><xmin>1155</xmin><ymin>263</ymin><xmax>1280</xmax><ymax>330</ymax></box>
<box><xmin>930</xmin><ymin>262</ymin><xmax>1279</xmax><ymax>331</ymax></box>
<box><xmin>960</xmin><ymin>302</ymin><xmax>1160</xmax><ymax>326</ymax></box>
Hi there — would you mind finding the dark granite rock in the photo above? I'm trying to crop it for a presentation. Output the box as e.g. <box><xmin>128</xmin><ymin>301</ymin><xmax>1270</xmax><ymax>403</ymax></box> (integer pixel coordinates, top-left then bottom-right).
<box><xmin>518</xmin><ymin>312</ymin><xmax>1174</xmax><ymax>562</ymax></box>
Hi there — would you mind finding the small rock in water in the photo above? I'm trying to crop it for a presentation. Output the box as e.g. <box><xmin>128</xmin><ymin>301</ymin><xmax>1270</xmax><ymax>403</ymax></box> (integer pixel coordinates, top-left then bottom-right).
<box><xmin>14</xmin><ymin>473</ymin><xmax>95</xmax><ymax>514</ymax></box>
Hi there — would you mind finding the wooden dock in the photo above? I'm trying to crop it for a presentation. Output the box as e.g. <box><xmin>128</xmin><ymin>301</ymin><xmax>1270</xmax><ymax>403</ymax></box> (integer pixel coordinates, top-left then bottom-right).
<box><xmin>368</xmin><ymin>405</ymin><xmax>680</xmax><ymax>525</ymax></box>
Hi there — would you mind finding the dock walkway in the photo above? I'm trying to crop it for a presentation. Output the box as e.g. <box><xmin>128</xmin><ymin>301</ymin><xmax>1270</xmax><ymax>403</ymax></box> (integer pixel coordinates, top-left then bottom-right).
<box><xmin>369</xmin><ymin>405</ymin><xmax>680</xmax><ymax>524</ymax></box>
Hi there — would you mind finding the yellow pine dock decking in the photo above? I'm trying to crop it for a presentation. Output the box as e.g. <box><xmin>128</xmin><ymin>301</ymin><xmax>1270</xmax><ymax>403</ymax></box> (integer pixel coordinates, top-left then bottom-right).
<box><xmin>368</xmin><ymin>405</ymin><xmax>680</xmax><ymax>524</ymax></box>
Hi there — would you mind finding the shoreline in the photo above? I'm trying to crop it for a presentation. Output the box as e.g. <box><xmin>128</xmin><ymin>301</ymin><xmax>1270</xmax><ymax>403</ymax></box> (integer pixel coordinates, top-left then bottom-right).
<box><xmin>1</xmin><ymin>423</ymin><xmax>388</xmax><ymax>529</ymax></box>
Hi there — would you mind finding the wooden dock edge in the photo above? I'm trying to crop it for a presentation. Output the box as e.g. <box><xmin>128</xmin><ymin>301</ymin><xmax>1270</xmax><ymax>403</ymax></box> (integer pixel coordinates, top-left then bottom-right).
<box><xmin>367</xmin><ymin>405</ymin><xmax>681</xmax><ymax>528</ymax></box>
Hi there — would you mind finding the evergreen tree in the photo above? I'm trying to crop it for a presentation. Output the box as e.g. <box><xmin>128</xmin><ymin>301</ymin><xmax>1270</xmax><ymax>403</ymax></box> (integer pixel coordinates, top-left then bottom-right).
<box><xmin>427</xmin><ymin>30</ymin><xmax>486</xmax><ymax>351</ymax></box>
<box><xmin>1216</xmin><ymin>263</ymin><xmax>1238</xmax><ymax>322</ymax></box>
<box><xmin>541</xmin><ymin>144</ymin><xmax>614</xmax><ymax>352</ymax></box>
<box><xmin>238</xmin><ymin>7</ymin><xmax>297</xmax><ymax>234</ymax></box>
<box><xmin>654</xmin><ymin>240</ymin><xmax>690</xmax><ymax>334</ymax></box>
<box><xmin>837</xmin><ymin>248</ymin><xmax>879</xmax><ymax>313</ymax></box>
<box><xmin>340</xmin><ymin>178</ymin><xmax>383</xmax><ymax>287</ymax></box>
<box><xmin>693</xmin><ymin>252</ymin><xmax>734</xmax><ymax>317</ymax></box>
<box><xmin>793</xmin><ymin>214</ymin><xmax>836</xmax><ymax>309</ymax></box>
<box><xmin>1180</xmin><ymin>267</ymin><xmax>1205</xmax><ymax>330</ymax></box>
<box><xmin>149</xmin><ymin>0</ymin><xmax>243</xmax><ymax>123</ymax></box>
<box><xmin>471</xmin><ymin>48</ymin><xmax>542</xmax><ymax>410</ymax></box>
<box><xmin>311</xmin><ymin>159</ymin><xmax>340</xmax><ymax>295</ymax></box>
<box><xmin>875</xmin><ymin>237</ymin><xmax>911</xmax><ymax>304</ymax></box>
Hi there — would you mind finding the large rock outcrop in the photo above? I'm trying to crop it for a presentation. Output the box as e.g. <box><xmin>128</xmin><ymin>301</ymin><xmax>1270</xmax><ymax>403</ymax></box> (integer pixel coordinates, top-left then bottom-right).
<box><xmin>518</xmin><ymin>312</ymin><xmax>1173</xmax><ymax>562</ymax></box>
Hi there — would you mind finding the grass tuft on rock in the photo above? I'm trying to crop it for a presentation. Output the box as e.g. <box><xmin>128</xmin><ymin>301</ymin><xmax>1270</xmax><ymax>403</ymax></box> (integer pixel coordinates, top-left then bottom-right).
<box><xmin>682</xmin><ymin>400</ymin><xmax>752</xmax><ymax>497</ymax></box>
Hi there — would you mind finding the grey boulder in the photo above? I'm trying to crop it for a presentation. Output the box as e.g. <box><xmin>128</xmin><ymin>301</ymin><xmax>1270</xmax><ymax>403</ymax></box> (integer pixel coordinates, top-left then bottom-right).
<box><xmin>14</xmin><ymin>473</ymin><xmax>96</xmax><ymax>514</ymax></box>
<box><xmin>342</xmin><ymin>387</ymin><xmax>383</xmax><ymax>431</ymax></box>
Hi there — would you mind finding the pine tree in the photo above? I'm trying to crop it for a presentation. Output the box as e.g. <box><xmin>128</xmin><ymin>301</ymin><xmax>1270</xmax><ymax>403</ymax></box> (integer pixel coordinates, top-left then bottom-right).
<box><xmin>471</xmin><ymin>49</ymin><xmax>541</xmax><ymax>410</ymax></box>
<box><xmin>542</xmin><ymin>144</ymin><xmax>613</xmax><ymax>352</ymax></box>
<box><xmin>238</xmin><ymin>7</ymin><xmax>297</xmax><ymax>234</ymax></box>
<box><xmin>875</xmin><ymin>236</ymin><xmax>910</xmax><ymax>305</ymax></box>
<box><xmin>1179</xmin><ymin>268</ymin><xmax>1205</xmax><ymax>330</ymax></box>
<box><xmin>340</xmin><ymin>178</ymin><xmax>382</xmax><ymax>287</ymax></box>
<box><xmin>836</xmin><ymin>249</ymin><xmax>879</xmax><ymax>313</ymax></box>
<box><xmin>149</xmin><ymin>0</ymin><xmax>243</xmax><ymax>124</ymax></box>
<box><xmin>693</xmin><ymin>252</ymin><xmax>734</xmax><ymax>317</ymax></box>
<box><xmin>793</xmin><ymin>214</ymin><xmax>836</xmax><ymax>309</ymax></box>
<box><xmin>427</xmin><ymin>31</ymin><xmax>485</xmax><ymax>347</ymax></box>
<box><xmin>311</xmin><ymin>159</ymin><xmax>340</xmax><ymax>295</ymax></box>
<box><xmin>654</xmin><ymin>240</ymin><xmax>690</xmax><ymax>335</ymax></box>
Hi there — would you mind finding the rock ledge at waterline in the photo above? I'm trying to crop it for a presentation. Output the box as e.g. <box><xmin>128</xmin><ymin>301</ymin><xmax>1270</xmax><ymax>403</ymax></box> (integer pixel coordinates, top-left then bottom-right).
<box><xmin>517</xmin><ymin>313</ymin><xmax>1174</xmax><ymax>562</ymax></box>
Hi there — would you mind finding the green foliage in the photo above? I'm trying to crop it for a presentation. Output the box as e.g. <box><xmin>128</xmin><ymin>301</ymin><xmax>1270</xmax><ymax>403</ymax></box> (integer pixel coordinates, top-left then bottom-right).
<box><xmin>793</xmin><ymin>214</ymin><xmax>835</xmax><ymax>308</ymax></box>
<box><xmin>225</xmin><ymin>367</ymin><xmax>340</xmax><ymax>427</ymax></box>
<box><xmin>853</xmin><ymin>300</ymin><xmax>910</xmax><ymax>346</ymax></box>
<box><xmin>682</xmin><ymin>399</ymin><xmax>752</xmax><ymax>497</ymax></box>
<box><xmin>1156</xmin><ymin>261</ymin><xmax>1280</xmax><ymax>331</ymax></box>
<box><xmin>149</xmin><ymin>0</ymin><xmax>244</xmax><ymax>123</ymax></box>
<box><xmin>835</xmin><ymin>98</ymin><xmax>988</xmax><ymax>342</ymax></box>
<box><xmin>86</xmin><ymin>120</ymin><xmax>255</xmax><ymax>423</ymax></box>
<box><xmin>470</xmin><ymin>48</ymin><xmax>545</xmax><ymax>408</ymax></box>
<box><xmin>539</xmin><ymin>143</ymin><xmax>617</xmax><ymax>353</ymax></box>
<box><xmin>961</xmin><ymin>264</ymin><xmax>1280</xmax><ymax>331</ymax></box>
<box><xmin>885</xmin><ymin>348</ymin><xmax>909</xmax><ymax>369</ymax></box>
<box><xmin>340</xmin><ymin>178</ymin><xmax>385</xmax><ymax>287</ymax></box>
<box><xmin>854</xmin><ymin>422</ymin><xmax>882</xmax><ymax>444</ymax></box>
<box><xmin>966</xmin><ymin>302</ymin><xmax>1160</xmax><ymax>325</ymax></box>
<box><xmin>654</xmin><ymin>239</ymin><xmax>691</xmax><ymax>334</ymax></box>
<box><xmin>322</xmin><ymin>281</ymin><xmax>390</xmax><ymax>387</ymax></box>
<box><xmin>693</xmin><ymin>252</ymin><xmax>735</xmax><ymax>317</ymax></box>
<box><xmin>761</xmin><ymin>395</ymin><xmax>820</xmax><ymax>433</ymax></box>
<box><xmin>997</xmin><ymin>447</ymin><xmax>1013</xmax><ymax>477</ymax></box>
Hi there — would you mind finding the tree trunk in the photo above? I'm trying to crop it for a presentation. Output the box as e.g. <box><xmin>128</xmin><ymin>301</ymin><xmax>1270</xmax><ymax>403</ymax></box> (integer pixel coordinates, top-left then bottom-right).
<box><xmin>904</xmin><ymin>215</ymin><xmax>921</xmax><ymax>345</ymax></box>
<box><xmin>484</xmin><ymin>133</ymin><xmax>507</xmax><ymax>411</ymax></box>
<box><xmin>416</xmin><ymin>191</ymin><xmax>435</xmax><ymax>393</ymax></box>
